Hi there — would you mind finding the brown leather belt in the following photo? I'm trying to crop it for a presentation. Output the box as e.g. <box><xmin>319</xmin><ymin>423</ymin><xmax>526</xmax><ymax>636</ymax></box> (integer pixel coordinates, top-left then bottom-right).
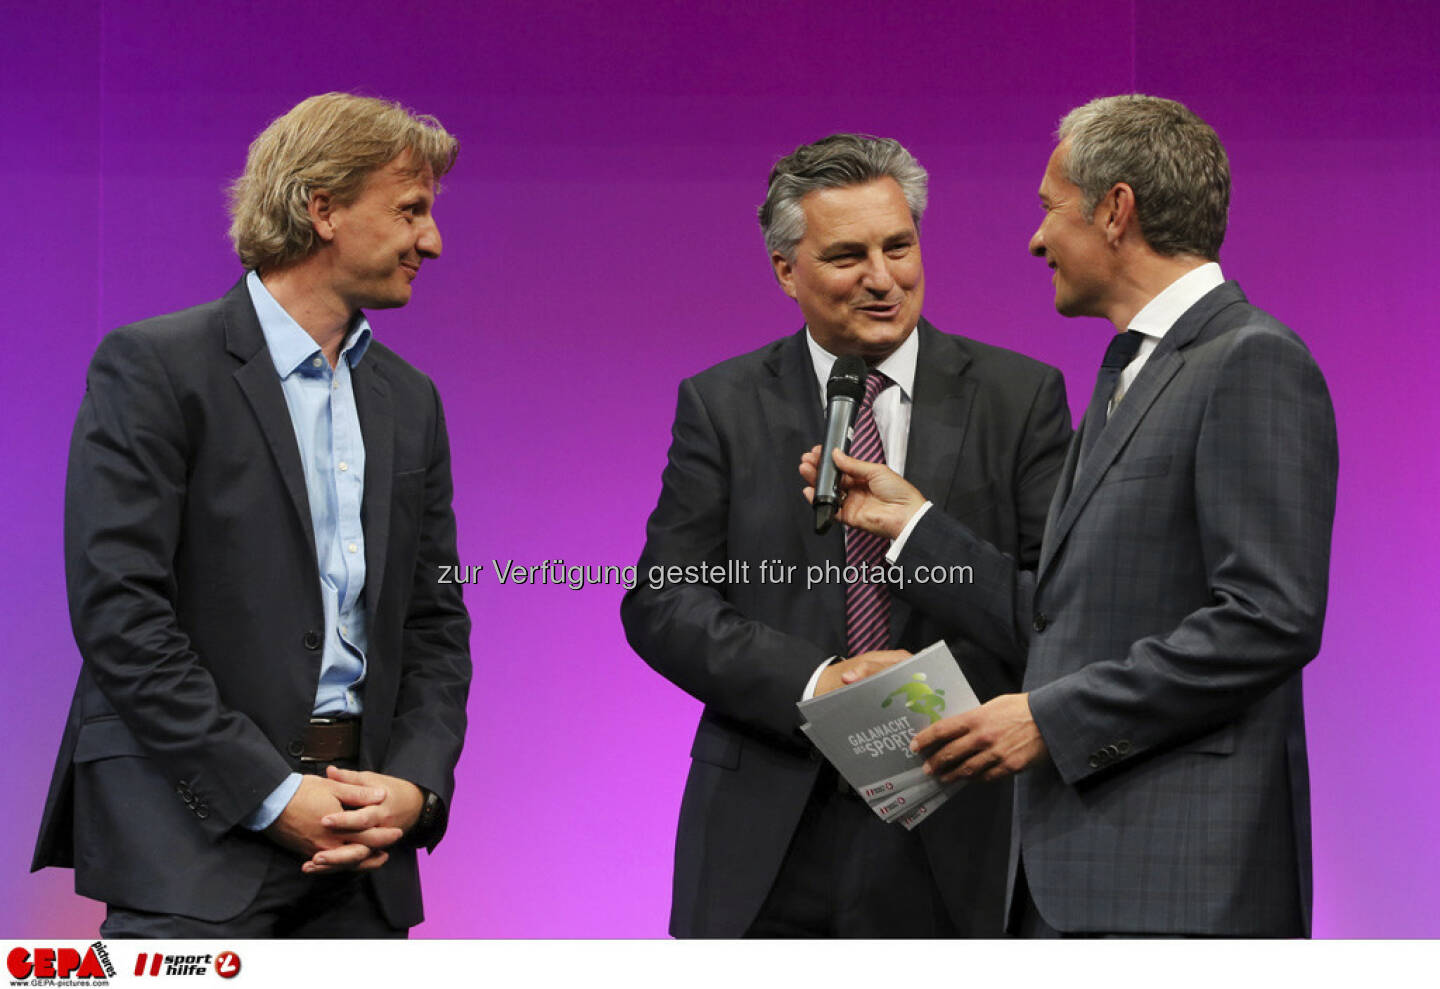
<box><xmin>299</xmin><ymin>717</ymin><xmax>360</xmax><ymax>763</ymax></box>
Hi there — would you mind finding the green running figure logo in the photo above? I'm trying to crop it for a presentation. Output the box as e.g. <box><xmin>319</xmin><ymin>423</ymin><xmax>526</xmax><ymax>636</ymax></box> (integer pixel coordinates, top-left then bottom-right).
<box><xmin>881</xmin><ymin>672</ymin><xmax>946</xmax><ymax>724</ymax></box>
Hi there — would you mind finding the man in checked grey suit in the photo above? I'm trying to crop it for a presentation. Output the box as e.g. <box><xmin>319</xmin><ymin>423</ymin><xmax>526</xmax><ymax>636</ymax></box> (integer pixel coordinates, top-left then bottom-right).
<box><xmin>802</xmin><ymin>95</ymin><xmax>1338</xmax><ymax>936</ymax></box>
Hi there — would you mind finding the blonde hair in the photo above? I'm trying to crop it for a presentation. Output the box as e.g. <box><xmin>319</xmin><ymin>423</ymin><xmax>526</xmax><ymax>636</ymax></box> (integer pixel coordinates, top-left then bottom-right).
<box><xmin>227</xmin><ymin>92</ymin><xmax>458</xmax><ymax>270</ymax></box>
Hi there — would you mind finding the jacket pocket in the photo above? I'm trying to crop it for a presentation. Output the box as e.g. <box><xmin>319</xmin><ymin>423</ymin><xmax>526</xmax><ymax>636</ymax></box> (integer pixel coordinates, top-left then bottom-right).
<box><xmin>689</xmin><ymin>720</ymin><xmax>741</xmax><ymax>769</ymax></box>
<box><xmin>73</xmin><ymin>717</ymin><xmax>147</xmax><ymax>763</ymax></box>
<box><xmin>1171</xmin><ymin>722</ymin><xmax>1236</xmax><ymax>756</ymax></box>
<box><xmin>1100</xmin><ymin>454</ymin><xmax>1172</xmax><ymax>485</ymax></box>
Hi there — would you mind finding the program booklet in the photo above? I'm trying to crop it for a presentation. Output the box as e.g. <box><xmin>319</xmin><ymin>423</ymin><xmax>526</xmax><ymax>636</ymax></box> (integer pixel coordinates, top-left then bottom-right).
<box><xmin>798</xmin><ymin>640</ymin><xmax>980</xmax><ymax>830</ymax></box>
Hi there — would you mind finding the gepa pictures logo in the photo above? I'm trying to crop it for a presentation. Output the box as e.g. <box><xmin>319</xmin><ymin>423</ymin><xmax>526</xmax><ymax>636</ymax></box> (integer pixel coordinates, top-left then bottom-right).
<box><xmin>7</xmin><ymin>942</ymin><xmax>116</xmax><ymax>983</ymax></box>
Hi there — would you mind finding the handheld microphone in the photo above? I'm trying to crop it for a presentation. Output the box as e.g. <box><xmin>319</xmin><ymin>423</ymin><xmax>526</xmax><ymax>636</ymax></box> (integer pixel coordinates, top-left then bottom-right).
<box><xmin>814</xmin><ymin>355</ymin><xmax>867</xmax><ymax>535</ymax></box>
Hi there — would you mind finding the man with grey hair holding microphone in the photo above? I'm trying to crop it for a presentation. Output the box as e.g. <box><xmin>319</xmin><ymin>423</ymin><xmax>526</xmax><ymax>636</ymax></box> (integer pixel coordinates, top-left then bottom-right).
<box><xmin>802</xmin><ymin>95</ymin><xmax>1338</xmax><ymax>937</ymax></box>
<box><xmin>623</xmin><ymin>133</ymin><xmax>1071</xmax><ymax>937</ymax></box>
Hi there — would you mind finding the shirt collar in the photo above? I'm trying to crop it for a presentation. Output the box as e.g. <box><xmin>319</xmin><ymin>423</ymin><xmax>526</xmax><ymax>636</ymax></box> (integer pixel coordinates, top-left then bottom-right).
<box><xmin>805</xmin><ymin>325</ymin><xmax>920</xmax><ymax>405</ymax></box>
<box><xmin>246</xmin><ymin>270</ymin><xmax>373</xmax><ymax>378</ymax></box>
<box><xmin>1126</xmin><ymin>262</ymin><xmax>1225</xmax><ymax>342</ymax></box>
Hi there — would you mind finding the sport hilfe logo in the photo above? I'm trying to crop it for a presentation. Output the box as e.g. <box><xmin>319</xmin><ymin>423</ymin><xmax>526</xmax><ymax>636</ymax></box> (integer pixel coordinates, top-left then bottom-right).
<box><xmin>133</xmin><ymin>951</ymin><xmax>241</xmax><ymax>978</ymax></box>
<box><xmin>7</xmin><ymin>943</ymin><xmax>116</xmax><ymax>981</ymax></box>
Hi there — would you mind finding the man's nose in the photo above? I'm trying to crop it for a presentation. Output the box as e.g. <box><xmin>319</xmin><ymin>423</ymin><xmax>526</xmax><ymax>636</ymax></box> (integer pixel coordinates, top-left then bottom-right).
<box><xmin>418</xmin><ymin>217</ymin><xmax>442</xmax><ymax>259</ymax></box>
<box><xmin>861</xmin><ymin>253</ymin><xmax>896</xmax><ymax>293</ymax></box>
<box><xmin>1028</xmin><ymin>226</ymin><xmax>1045</xmax><ymax>257</ymax></box>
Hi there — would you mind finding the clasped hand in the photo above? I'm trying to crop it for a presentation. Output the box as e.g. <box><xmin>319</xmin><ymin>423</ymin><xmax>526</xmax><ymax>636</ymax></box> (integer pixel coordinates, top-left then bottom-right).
<box><xmin>266</xmin><ymin>766</ymin><xmax>425</xmax><ymax>874</ymax></box>
<box><xmin>815</xmin><ymin>650</ymin><xmax>912</xmax><ymax>696</ymax></box>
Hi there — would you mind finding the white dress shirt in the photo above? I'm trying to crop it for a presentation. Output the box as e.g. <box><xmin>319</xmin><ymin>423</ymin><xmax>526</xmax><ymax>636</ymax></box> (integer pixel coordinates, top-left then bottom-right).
<box><xmin>1113</xmin><ymin>262</ymin><xmax>1224</xmax><ymax>410</ymax></box>
<box><xmin>801</xmin><ymin>326</ymin><xmax>920</xmax><ymax>697</ymax></box>
<box><xmin>804</xmin><ymin>327</ymin><xmax>919</xmax><ymax>476</ymax></box>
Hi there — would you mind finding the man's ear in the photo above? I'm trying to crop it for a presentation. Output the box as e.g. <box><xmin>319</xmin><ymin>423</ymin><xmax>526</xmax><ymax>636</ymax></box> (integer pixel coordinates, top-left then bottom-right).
<box><xmin>771</xmin><ymin>251</ymin><xmax>799</xmax><ymax>300</ymax></box>
<box><xmin>307</xmin><ymin>189</ymin><xmax>337</xmax><ymax>243</ymax></box>
<box><xmin>1100</xmin><ymin>182</ymin><xmax>1136</xmax><ymax>246</ymax></box>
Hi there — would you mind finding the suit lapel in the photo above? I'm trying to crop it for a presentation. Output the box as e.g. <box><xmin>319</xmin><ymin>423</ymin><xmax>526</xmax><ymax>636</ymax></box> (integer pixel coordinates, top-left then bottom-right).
<box><xmin>904</xmin><ymin>322</ymin><xmax>975</xmax><ymax>517</ymax></box>
<box><xmin>352</xmin><ymin>356</ymin><xmax>395</xmax><ymax>623</ymax></box>
<box><xmin>1041</xmin><ymin>351</ymin><xmax>1184</xmax><ymax>577</ymax></box>
<box><xmin>1038</xmin><ymin>282</ymin><xmax>1248</xmax><ymax>582</ymax></box>
<box><xmin>893</xmin><ymin>321</ymin><xmax>975</xmax><ymax>646</ymax></box>
<box><xmin>760</xmin><ymin>331</ymin><xmax>848</xmax><ymax>649</ymax></box>
<box><xmin>225</xmin><ymin>280</ymin><xmax>320</xmax><ymax>577</ymax></box>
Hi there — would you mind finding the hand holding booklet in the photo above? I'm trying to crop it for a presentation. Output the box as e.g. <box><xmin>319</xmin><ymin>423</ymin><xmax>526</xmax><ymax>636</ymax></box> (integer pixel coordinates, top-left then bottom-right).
<box><xmin>798</xmin><ymin>640</ymin><xmax>980</xmax><ymax>830</ymax></box>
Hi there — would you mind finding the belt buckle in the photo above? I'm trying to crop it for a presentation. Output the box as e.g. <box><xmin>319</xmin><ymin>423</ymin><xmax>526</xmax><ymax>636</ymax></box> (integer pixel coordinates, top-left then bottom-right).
<box><xmin>299</xmin><ymin>716</ymin><xmax>360</xmax><ymax>764</ymax></box>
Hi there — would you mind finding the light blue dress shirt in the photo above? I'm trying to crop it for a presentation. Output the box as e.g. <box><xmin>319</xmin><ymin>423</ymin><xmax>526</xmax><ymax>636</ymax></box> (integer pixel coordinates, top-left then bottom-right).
<box><xmin>241</xmin><ymin>270</ymin><xmax>373</xmax><ymax>830</ymax></box>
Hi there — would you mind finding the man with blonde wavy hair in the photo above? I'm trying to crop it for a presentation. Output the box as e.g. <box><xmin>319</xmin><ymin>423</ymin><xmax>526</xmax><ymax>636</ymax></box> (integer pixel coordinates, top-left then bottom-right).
<box><xmin>33</xmin><ymin>92</ymin><xmax>472</xmax><ymax>937</ymax></box>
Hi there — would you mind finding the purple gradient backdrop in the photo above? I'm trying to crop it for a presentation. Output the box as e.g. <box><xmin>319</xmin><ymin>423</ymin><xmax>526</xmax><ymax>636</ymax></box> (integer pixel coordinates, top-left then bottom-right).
<box><xmin>3</xmin><ymin>0</ymin><xmax>1435</xmax><ymax>938</ymax></box>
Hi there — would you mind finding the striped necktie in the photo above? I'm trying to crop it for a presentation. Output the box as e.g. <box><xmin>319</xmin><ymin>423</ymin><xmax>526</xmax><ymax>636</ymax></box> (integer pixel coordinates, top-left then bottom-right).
<box><xmin>845</xmin><ymin>370</ymin><xmax>893</xmax><ymax>656</ymax></box>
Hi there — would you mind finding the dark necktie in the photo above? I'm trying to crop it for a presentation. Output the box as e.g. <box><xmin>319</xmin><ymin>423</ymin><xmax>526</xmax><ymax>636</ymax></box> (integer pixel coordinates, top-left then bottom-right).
<box><xmin>1077</xmin><ymin>331</ymin><xmax>1144</xmax><ymax>467</ymax></box>
<box><xmin>845</xmin><ymin>370</ymin><xmax>893</xmax><ymax>656</ymax></box>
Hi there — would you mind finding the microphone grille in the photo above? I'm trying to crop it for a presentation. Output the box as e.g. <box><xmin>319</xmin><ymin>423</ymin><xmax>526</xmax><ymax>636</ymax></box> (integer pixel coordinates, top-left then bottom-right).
<box><xmin>827</xmin><ymin>355</ymin><xmax>867</xmax><ymax>403</ymax></box>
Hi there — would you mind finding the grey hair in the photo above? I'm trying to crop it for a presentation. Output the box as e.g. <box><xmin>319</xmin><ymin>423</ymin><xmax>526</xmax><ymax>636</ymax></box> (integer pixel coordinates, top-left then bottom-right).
<box><xmin>759</xmin><ymin>134</ymin><xmax>928</xmax><ymax>262</ymax></box>
<box><xmin>228</xmin><ymin>92</ymin><xmax>458</xmax><ymax>272</ymax></box>
<box><xmin>1057</xmin><ymin>94</ymin><xmax>1229</xmax><ymax>260</ymax></box>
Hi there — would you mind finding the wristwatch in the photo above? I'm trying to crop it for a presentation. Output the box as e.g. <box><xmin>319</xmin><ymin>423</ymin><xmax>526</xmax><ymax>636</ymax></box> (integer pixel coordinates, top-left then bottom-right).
<box><xmin>411</xmin><ymin>788</ymin><xmax>443</xmax><ymax>846</ymax></box>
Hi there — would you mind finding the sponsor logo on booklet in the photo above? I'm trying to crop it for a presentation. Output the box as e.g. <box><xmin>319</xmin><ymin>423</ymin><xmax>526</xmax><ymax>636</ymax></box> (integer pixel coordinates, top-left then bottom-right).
<box><xmin>881</xmin><ymin>672</ymin><xmax>947</xmax><ymax>724</ymax></box>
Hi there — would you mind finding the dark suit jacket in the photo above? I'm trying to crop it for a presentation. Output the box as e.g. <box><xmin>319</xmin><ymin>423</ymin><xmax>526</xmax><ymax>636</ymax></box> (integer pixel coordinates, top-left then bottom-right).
<box><xmin>896</xmin><ymin>283</ymin><xmax>1337</xmax><ymax>935</ymax></box>
<box><xmin>32</xmin><ymin>279</ymin><xmax>472</xmax><ymax>928</ymax></box>
<box><xmin>621</xmin><ymin>320</ymin><xmax>1071</xmax><ymax>937</ymax></box>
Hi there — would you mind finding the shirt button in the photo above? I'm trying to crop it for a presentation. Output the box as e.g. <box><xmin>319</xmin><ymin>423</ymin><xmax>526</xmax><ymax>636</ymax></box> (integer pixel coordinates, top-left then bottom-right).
<box><xmin>338</xmin><ymin>462</ymin><xmax>349</xmax><ymax>472</ymax></box>
<box><xmin>348</xmin><ymin>543</ymin><xmax>358</xmax><ymax>554</ymax></box>
<box><xmin>1032</xmin><ymin>613</ymin><xmax>1049</xmax><ymax>633</ymax></box>
<box><xmin>311</xmin><ymin>356</ymin><xmax>323</xmax><ymax>368</ymax></box>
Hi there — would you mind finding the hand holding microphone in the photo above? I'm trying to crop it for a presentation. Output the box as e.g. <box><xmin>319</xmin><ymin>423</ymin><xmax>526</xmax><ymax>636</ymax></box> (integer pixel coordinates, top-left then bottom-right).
<box><xmin>801</xmin><ymin>443</ymin><xmax>928</xmax><ymax>542</ymax></box>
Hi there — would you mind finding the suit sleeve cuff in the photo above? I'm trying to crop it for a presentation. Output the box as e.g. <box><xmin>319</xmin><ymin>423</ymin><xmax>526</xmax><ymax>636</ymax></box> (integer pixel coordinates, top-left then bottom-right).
<box><xmin>1026</xmin><ymin>677</ymin><xmax>1097</xmax><ymax>786</ymax></box>
<box><xmin>240</xmin><ymin>772</ymin><xmax>303</xmax><ymax>831</ymax></box>
<box><xmin>801</xmin><ymin>656</ymin><xmax>840</xmax><ymax>700</ymax></box>
<box><xmin>886</xmin><ymin>501</ymin><xmax>934</xmax><ymax>563</ymax></box>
